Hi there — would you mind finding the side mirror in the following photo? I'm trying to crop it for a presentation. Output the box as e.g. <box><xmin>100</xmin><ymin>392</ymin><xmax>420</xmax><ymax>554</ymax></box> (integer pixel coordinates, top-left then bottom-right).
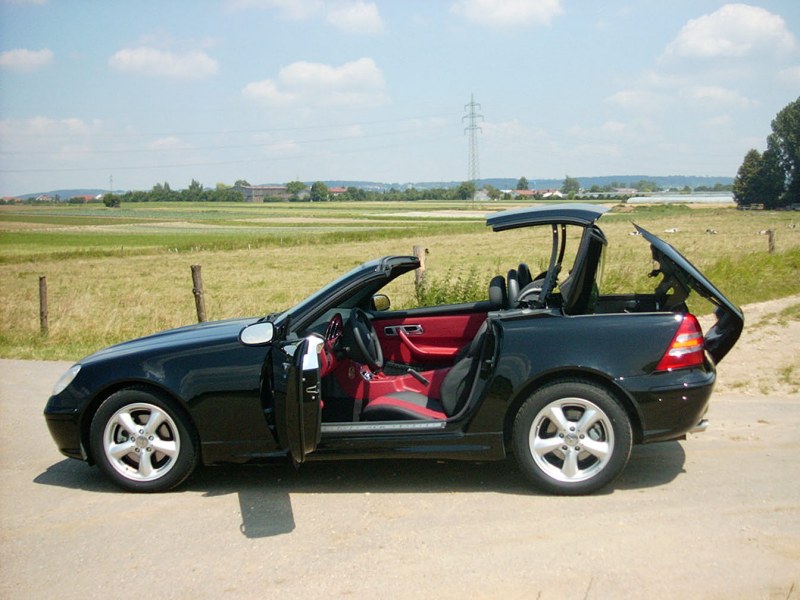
<box><xmin>239</xmin><ymin>322</ymin><xmax>274</xmax><ymax>346</ymax></box>
<box><xmin>372</xmin><ymin>294</ymin><xmax>391</xmax><ymax>311</ymax></box>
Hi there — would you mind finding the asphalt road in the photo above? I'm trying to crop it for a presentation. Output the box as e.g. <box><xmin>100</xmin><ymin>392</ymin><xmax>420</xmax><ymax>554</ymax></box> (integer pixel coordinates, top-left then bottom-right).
<box><xmin>1</xmin><ymin>358</ymin><xmax>798</xmax><ymax>600</ymax></box>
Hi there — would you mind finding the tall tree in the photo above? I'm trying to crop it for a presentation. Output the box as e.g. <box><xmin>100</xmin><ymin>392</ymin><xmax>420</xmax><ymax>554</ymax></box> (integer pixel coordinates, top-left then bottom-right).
<box><xmin>759</xmin><ymin>149</ymin><xmax>788</xmax><ymax>208</ymax></box>
<box><xmin>455</xmin><ymin>181</ymin><xmax>476</xmax><ymax>200</ymax></box>
<box><xmin>309</xmin><ymin>181</ymin><xmax>329</xmax><ymax>202</ymax></box>
<box><xmin>561</xmin><ymin>175</ymin><xmax>580</xmax><ymax>196</ymax></box>
<box><xmin>734</xmin><ymin>97</ymin><xmax>800</xmax><ymax>206</ymax></box>
<box><xmin>768</xmin><ymin>96</ymin><xmax>800</xmax><ymax>203</ymax></box>
<box><xmin>286</xmin><ymin>180</ymin><xmax>306</xmax><ymax>196</ymax></box>
<box><xmin>516</xmin><ymin>176</ymin><xmax>529</xmax><ymax>190</ymax></box>
<box><xmin>485</xmin><ymin>184</ymin><xmax>501</xmax><ymax>201</ymax></box>
<box><xmin>733</xmin><ymin>149</ymin><xmax>765</xmax><ymax>206</ymax></box>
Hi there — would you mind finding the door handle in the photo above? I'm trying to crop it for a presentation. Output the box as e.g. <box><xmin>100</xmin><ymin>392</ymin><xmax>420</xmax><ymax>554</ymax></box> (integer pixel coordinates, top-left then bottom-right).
<box><xmin>384</xmin><ymin>324</ymin><xmax>424</xmax><ymax>336</ymax></box>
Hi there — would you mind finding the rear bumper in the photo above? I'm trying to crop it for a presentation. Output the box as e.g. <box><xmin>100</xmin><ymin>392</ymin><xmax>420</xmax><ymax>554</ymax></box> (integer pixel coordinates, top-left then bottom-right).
<box><xmin>620</xmin><ymin>366</ymin><xmax>715</xmax><ymax>443</ymax></box>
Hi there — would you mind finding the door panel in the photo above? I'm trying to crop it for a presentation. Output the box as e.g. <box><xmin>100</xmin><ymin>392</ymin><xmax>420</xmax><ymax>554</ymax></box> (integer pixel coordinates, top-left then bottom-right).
<box><xmin>275</xmin><ymin>336</ymin><xmax>323</xmax><ymax>463</ymax></box>
<box><xmin>374</xmin><ymin>312</ymin><xmax>486</xmax><ymax>366</ymax></box>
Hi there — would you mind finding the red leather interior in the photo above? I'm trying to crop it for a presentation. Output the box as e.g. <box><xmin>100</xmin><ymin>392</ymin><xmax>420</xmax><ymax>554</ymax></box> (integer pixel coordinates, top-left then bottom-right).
<box><xmin>331</xmin><ymin>362</ymin><xmax>450</xmax><ymax>402</ymax></box>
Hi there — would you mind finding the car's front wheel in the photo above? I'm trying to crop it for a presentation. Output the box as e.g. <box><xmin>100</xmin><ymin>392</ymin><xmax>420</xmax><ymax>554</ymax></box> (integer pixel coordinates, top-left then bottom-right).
<box><xmin>90</xmin><ymin>388</ymin><xmax>199</xmax><ymax>492</ymax></box>
<box><xmin>512</xmin><ymin>380</ymin><xmax>632</xmax><ymax>495</ymax></box>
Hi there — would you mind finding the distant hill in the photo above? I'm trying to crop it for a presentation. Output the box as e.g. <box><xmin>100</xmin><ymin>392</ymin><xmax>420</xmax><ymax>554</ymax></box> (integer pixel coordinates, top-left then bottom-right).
<box><xmin>15</xmin><ymin>189</ymin><xmax>110</xmax><ymax>200</ymax></box>
<box><xmin>13</xmin><ymin>175</ymin><xmax>733</xmax><ymax>199</ymax></box>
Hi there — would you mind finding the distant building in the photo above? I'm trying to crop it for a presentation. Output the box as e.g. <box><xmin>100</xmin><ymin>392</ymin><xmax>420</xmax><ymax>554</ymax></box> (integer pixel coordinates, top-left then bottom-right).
<box><xmin>511</xmin><ymin>189</ymin><xmax>563</xmax><ymax>199</ymax></box>
<box><xmin>328</xmin><ymin>186</ymin><xmax>347</xmax><ymax>197</ymax></box>
<box><xmin>234</xmin><ymin>184</ymin><xmax>289</xmax><ymax>202</ymax></box>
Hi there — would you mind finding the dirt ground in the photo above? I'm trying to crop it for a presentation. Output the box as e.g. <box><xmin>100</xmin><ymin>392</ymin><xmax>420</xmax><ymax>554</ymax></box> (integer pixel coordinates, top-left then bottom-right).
<box><xmin>1</xmin><ymin>297</ymin><xmax>798</xmax><ymax>600</ymax></box>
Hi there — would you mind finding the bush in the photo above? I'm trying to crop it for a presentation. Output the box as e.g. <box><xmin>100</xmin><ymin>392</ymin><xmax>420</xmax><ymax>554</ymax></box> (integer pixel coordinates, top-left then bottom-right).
<box><xmin>414</xmin><ymin>268</ymin><xmax>488</xmax><ymax>307</ymax></box>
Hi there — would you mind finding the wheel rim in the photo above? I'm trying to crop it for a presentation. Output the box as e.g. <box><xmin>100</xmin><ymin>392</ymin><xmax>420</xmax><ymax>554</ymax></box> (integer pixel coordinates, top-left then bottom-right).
<box><xmin>102</xmin><ymin>402</ymin><xmax>181</xmax><ymax>482</ymax></box>
<box><xmin>528</xmin><ymin>397</ymin><xmax>614</xmax><ymax>483</ymax></box>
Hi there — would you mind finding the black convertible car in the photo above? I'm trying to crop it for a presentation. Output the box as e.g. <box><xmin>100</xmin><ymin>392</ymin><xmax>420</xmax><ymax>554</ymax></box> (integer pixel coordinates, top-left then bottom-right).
<box><xmin>45</xmin><ymin>204</ymin><xmax>743</xmax><ymax>495</ymax></box>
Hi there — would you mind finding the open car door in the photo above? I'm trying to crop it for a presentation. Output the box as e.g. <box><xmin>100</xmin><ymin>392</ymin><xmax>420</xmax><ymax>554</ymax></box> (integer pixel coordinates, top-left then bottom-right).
<box><xmin>273</xmin><ymin>335</ymin><xmax>323</xmax><ymax>464</ymax></box>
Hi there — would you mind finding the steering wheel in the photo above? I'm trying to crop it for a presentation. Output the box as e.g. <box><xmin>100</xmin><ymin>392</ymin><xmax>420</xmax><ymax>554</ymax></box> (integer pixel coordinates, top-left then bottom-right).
<box><xmin>347</xmin><ymin>308</ymin><xmax>384</xmax><ymax>371</ymax></box>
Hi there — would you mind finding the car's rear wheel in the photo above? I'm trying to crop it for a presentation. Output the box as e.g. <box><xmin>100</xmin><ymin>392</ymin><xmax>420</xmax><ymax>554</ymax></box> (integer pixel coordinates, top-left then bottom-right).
<box><xmin>90</xmin><ymin>388</ymin><xmax>198</xmax><ymax>492</ymax></box>
<box><xmin>513</xmin><ymin>380</ymin><xmax>632</xmax><ymax>495</ymax></box>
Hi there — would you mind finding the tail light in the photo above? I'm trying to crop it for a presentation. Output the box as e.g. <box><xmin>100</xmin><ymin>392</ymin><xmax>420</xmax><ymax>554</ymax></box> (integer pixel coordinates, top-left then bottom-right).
<box><xmin>656</xmin><ymin>314</ymin><xmax>705</xmax><ymax>371</ymax></box>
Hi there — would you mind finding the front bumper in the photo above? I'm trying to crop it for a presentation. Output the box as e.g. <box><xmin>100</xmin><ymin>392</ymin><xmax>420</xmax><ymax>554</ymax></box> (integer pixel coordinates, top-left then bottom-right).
<box><xmin>44</xmin><ymin>399</ymin><xmax>85</xmax><ymax>461</ymax></box>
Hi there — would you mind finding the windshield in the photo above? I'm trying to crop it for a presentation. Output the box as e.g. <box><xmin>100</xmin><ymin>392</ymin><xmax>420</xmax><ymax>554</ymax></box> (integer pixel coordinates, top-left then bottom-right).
<box><xmin>279</xmin><ymin>258</ymin><xmax>383</xmax><ymax>324</ymax></box>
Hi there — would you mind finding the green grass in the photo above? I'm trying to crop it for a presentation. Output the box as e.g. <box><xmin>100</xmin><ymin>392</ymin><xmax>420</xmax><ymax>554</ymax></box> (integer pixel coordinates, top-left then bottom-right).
<box><xmin>2</xmin><ymin>200</ymin><xmax>799</xmax><ymax>361</ymax></box>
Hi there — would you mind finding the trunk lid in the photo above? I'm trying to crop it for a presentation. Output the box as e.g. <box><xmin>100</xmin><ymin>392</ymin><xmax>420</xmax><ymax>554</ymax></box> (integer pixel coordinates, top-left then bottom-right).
<box><xmin>635</xmin><ymin>224</ymin><xmax>744</xmax><ymax>364</ymax></box>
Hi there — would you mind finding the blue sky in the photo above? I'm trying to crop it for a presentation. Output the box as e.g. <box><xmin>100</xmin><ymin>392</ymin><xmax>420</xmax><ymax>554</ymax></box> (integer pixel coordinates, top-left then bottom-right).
<box><xmin>1</xmin><ymin>0</ymin><xmax>799</xmax><ymax>196</ymax></box>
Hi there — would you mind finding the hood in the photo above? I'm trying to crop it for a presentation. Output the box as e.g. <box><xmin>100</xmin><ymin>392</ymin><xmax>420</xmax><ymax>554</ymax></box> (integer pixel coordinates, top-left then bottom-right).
<box><xmin>82</xmin><ymin>317</ymin><xmax>259</xmax><ymax>365</ymax></box>
<box><xmin>635</xmin><ymin>224</ymin><xmax>744</xmax><ymax>364</ymax></box>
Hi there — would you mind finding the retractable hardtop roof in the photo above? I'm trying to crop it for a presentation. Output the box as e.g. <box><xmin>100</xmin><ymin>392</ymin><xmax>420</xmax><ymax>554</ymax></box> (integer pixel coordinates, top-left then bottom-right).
<box><xmin>486</xmin><ymin>203</ymin><xmax>609</xmax><ymax>232</ymax></box>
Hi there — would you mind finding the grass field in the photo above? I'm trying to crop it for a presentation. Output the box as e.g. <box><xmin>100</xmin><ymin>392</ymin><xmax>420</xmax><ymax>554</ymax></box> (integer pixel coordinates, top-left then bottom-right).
<box><xmin>2</xmin><ymin>200</ymin><xmax>799</xmax><ymax>361</ymax></box>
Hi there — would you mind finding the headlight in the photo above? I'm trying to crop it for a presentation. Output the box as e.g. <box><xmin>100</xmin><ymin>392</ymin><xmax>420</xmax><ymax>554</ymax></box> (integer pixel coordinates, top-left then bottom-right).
<box><xmin>52</xmin><ymin>364</ymin><xmax>81</xmax><ymax>396</ymax></box>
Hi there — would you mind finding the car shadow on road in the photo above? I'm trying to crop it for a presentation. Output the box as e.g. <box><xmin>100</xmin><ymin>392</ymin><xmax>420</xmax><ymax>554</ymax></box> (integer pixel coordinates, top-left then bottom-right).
<box><xmin>34</xmin><ymin>441</ymin><xmax>685</xmax><ymax>539</ymax></box>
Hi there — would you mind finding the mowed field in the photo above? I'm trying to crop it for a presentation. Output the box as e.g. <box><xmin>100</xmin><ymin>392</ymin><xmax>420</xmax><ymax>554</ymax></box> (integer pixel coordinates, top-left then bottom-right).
<box><xmin>1</xmin><ymin>200</ymin><xmax>799</xmax><ymax>361</ymax></box>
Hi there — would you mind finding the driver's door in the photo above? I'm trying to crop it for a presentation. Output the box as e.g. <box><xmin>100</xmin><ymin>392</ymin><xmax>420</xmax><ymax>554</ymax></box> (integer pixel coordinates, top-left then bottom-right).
<box><xmin>272</xmin><ymin>335</ymin><xmax>323</xmax><ymax>464</ymax></box>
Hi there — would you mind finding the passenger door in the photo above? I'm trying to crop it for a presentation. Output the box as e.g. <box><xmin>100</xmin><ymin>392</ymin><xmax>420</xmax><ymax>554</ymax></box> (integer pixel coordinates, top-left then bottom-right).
<box><xmin>373</xmin><ymin>309</ymin><xmax>487</xmax><ymax>367</ymax></box>
<box><xmin>272</xmin><ymin>335</ymin><xmax>323</xmax><ymax>464</ymax></box>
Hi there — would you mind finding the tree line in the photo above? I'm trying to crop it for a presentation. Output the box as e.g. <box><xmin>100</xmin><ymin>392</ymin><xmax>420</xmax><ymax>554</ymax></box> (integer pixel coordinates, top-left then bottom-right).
<box><xmin>734</xmin><ymin>96</ymin><xmax>799</xmax><ymax>208</ymax></box>
<box><xmin>98</xmin><ymin>176</ymin><xmax>719</xmax><ymax>207</ymax></box>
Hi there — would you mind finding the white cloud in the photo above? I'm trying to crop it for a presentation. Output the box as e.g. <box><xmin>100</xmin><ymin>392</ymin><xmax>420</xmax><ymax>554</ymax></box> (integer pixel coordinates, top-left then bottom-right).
<box><xmin>702</xmin><ymin>115</ymin><xmax>733</xmax><ymax>129</ymax></box>
<box><xmin>606</xmin><ymin>89</ymin><xmax>667</xmax><ymax>111</ymax></box>
<box><xmin>0</xmin><ymin>116</ymin><xmax>106</xmax><ymax>167</ymax></box>
<box><xmin>226</xmin><ymin>0</ymin><xmax>324</xmax><ymax>19</ymax></box>
<box><xmin>242</xmin><ymin>57</ymin><xmax>388</xmax><ymax>108</ymax></box>
<box><xmin>0</xmin><ymin>48</ymin><xmax>53</xmax><ymax>71</ymax></box>
<box><xmin>451</xmin><ymin>0</ymin><xmax>563</xmax><ymax>28</ymax></box>
<box><xmin>683</xmin><ymin>85</ymin><xmax>755</xmax><ymax>109</ymax></box>
<box><xmin>226</xmin><ymin>0</ymin><xmax>383</xmax><ymax>34</ymax></box>
<box><xmin>3</xmin><ymin>116</ymin><xmax>96</xmax><ymax>135</ymax></box>
<box><xmin>601</xmin><ymin>121</ymin><xmax>626</xmax><ymax>134</ymax></box>
<box><xmin>327</xmin><ymin>1</ymin><xmax>384</xmax><ymax>34</ymax></box>
<box><xmin>148</xmin><ymin>136</ymin><xmax>192</xmax><ymax>151</ymax></box>
<box><xmin>108</xmin><ymin>47</ymin><xmax>218</xmax><ymax>80</ymax></box>
<box><xmin>241</xmin><ymin>80</ymin><xmax>297</xmax><ymax>106</ymax></box>
<box><xmin>778</xmin><ymin>65</ymin><xmax>800</xmax><ymax>86</ymax></box>
<box><xmin>663</xmin><ymin>4</ymin><xmax>797</xmax><ymax>60</ymax></box>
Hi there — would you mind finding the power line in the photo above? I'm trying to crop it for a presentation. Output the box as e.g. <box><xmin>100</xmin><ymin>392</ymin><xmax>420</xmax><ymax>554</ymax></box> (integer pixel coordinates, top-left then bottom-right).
<box><xmin>1</xmin><ymin>113</ymin><xmax>451</xmax><ymax>140</ymax></box>
<box><xmin>0</xmin><ymin>124</ymin><xmax>449</xmax><ymax>157</ymax></box>
<box><xmin>0</xmin><ymin>132</ymin><xmax>462</xmax><ymax>174</ymax></box>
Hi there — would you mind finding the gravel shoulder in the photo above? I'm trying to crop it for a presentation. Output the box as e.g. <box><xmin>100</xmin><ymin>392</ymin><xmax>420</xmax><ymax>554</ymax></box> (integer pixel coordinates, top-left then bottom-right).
<box><xmin>1</xmin><ymin>297</ymin><xmax>798</xmax><ymax>600</ymax></box>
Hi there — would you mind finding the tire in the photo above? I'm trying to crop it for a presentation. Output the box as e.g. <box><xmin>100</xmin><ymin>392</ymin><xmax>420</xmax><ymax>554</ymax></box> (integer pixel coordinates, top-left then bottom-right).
<box><xmin>90</xmin><ymin>388</ymin><xmax>199</xmax><ymax>493</ymax></box>
<box><xmin>512</xmin><ymin>380</ymin><xmax>632</xmax><ymax>495</ymax></box>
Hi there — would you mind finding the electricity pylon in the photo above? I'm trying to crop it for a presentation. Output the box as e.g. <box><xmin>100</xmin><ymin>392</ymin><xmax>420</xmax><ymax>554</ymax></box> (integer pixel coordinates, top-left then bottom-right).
<box><xmin>463</xmin><ymin>94</ymin><xmax>483</xmax><ymax>188</ymax></box>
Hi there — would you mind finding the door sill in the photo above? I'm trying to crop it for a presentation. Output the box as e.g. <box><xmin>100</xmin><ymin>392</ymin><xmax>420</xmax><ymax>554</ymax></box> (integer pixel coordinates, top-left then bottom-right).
<box><xmin>321</xmin><ymin>420</ymin><xmax>447</xmax><ymax>434</ymax></box>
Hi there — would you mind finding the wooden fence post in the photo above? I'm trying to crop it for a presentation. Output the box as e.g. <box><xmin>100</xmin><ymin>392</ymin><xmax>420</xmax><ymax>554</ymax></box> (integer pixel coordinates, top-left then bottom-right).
<box><xmin>413</xmin><ymin>245</ymin><xmax>428</xmax><ymax>289</ymax></box>
<box><xmin>191</xmin><ymin>264</ymin><xmax>207</xmax><ymax>323</ymax></box>
<box><xmin>39</xmin><ymin>276</ymin><xmax>49</xmax><ymax>335</ymax></box>
<box><xmin>767</xmin><ymin>229</ymin><xmax>775</xmax><ymax>253</ymax></box>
